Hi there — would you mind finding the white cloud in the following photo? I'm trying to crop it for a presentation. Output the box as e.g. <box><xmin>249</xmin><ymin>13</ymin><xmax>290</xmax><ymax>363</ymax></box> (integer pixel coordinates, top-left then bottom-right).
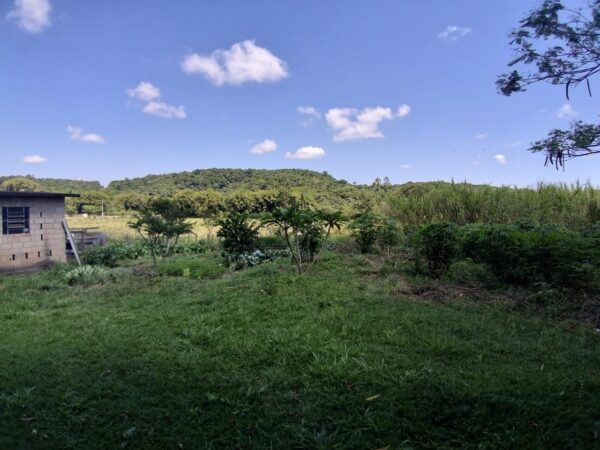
<box><xmin>326</xmin><ymin>105</ymin><xmax>409</xmax><ymax>142</ymax></box>
<box><xmin>127</xmin><ymin>82</ymin><xmax>186</xmax><ymax>119</ymax></box>
<box><xmin>181</xmin><ymin>40</ymin><xmax>289</xmax><ymax>86</ymax></box>
<box><xmin>142</xmin><ymin>101</ymin><xmax>186</xmax><ymax>119</ymax></box>
<box><xmin>127</xmin><ymin>81</ymin><xmax>161</xmax><ymax>102</ymax></box>
<box><xmin>285</xmin><ymin>146</ymin><xmax>325</xmax><ymax>160</ymax></box>
<box><xmin>438</xmin><ymin>25</ymin><xmax>472</xmax><ymax>42</ymax></box>
<box><xmin>556</xmin><ymin>103</ymin><xmax>579</xmax><ymax>119</ymax></box>
<box><xmin>67</xmin><ymin>126</ymin><xmax>105</xmax><ymax>143</ymax></box>
<box><xmin>297</xmin><ymin>106</ymin><xmax>320</xmax><ymax>119</ymax></box>
<box><xmin>397</xmin><ymin>104</ymin><xmax>411</xmax><ymax>118</ymax></box>
<box><xmin>22</xmin><ymin>155</ymin><xmax>47</xmax><ymax>164</ymax></box>
<box><xmin>251</xmin><ymin>139</ymin><xmax>277</xmax><ymax>155</ymax></box>
<box><xmin>494</xmin><ymin>154</ymin><xmax>508</xmax><ymax>164</ymax></box>
<box><xmin>7</xmin><ymin>0</ymin><xmax>51</xmax><ymax>33</ymax></box>
<box><xmin>472</xmin><ymin>133</ymin><xmax>488</xmax><ymax>140</ymax></box>
<box><xmin>297</xmin><ymin>106</ymin><xmax>321</xmax><ymax>126</ymax></box>
<box><xmin>399</xmin><ymin>164</ymin><xmax>411</xmax><ymax>169</ymax></box>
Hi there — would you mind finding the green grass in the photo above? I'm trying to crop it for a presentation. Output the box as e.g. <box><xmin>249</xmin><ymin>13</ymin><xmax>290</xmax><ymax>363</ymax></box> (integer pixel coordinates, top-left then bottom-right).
<box><xmin>0</xmin><ymin>253</ymin><xmax>599</xmax><ymax>449</ymax></box>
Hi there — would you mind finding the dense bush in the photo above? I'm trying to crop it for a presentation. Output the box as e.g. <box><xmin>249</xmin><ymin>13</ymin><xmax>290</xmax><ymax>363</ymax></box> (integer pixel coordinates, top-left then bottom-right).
<box><xmin>83</xmin><ymin>240</ymin><xmax>147</xmax><ymax>267</ymax></box>
<box><xmin>378</xmin><ymin>217</ymin><xmax>403</xmax><ymax>259</ymax></box>
<box><xmin>256</xmin><ymin>235</ymin><xmax>287</xmax><ymax>250</ymax></box>
<box><xmin>216</xmin><ymin>211</ymin><xmax>261</xmax><ymax>255</ymax></box>
<box><xmin>409</xmin><ymin>220</ymin><xmax>600</xmax><ymax>290</ymax></box>
<box><xmin>443</xmin><ymin>260</ymin><xmax>496</xmax><ymax>287</ymax></box>
<box><xmin>349</xmin><ymin>212</ymin><xmax>380</xmax><ymax>253</ymax></box>
<box><xmin>416</xmin><ymin>222</ymin><xmax>459</xmax><ymax>278</ymax></box>
<box><xmin>173</xmin><ymin>239</ymin><xmax>208</xmax><ymax>255</ymax></box>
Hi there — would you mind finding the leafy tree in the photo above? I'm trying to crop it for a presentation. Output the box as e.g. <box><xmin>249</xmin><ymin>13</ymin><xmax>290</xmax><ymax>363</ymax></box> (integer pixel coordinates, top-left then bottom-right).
<box><xmin>216</xmin><ymin>211</ymin><xmax>261</xmax><ymax>255</ymax></box>
<box><xmin>498</xmin><ymin>0</ymin><xmax>600</xmax><ymax>168</ymax></box>
<box><xmin>0</xmin><ymin>176</ymin><xmax>42</xmax><ymax>192</ymax></box>
<box><xmin>264</xmin><ymin>206</ymin><xmax>306</xmax><ymax>273</ymax></box>
<box><xmin>264</xmin><ymin>205</ymin><xmax>344</xmax><ymax>273</ymax></box>
<box><xmin>128</xmin><ymin>198</ymin><xmax>193</xmax><ymax>266</ymax></box>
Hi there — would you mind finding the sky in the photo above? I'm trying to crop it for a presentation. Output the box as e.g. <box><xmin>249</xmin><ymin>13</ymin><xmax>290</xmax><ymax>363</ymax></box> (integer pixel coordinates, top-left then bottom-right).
<box><xmin>1</xmin><ymin>0</ymin><xmax>599</xmax><ymax>187</ymax></box>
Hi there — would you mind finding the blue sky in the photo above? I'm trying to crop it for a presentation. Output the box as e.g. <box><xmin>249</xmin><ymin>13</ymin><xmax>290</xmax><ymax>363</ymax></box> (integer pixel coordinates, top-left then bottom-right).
<box><xmin>1</xmin><ymin>0</ymin><xmax>598</xmax><ymax>187</ymax></box>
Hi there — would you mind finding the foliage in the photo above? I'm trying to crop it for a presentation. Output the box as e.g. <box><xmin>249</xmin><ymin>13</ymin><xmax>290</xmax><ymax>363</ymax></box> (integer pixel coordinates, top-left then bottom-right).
<box><xmin>349</xmin><ymin>212</ymin><xmax>380</xmax><ymax>253</ymax></box>
<box><xmin>497</xmin><ymin>0</ymin><xmax>600</xmax><ymax>167</ymax></box>
<box><xmin>443</xmin><ymin>259</ymin><xmax>496</xmax><ymax>287</ymax></box>
<box><xmin>263</xmin><ymin>205</ymin><xmax>344</xmax><ymax>273</ymax></box>
<box><xmin>173</xmin><ymin>239</ymin><xmax>208</xmax><ymax>255</ymax></box>
<box><xmin>416</xmin><ymin>222</ymin><xmax>459</xmax><ymax>278</ymax></box>
<box><xmin>128</xmin><ymin>198</ymin><xmax>193</xmax><ymax>266</ymax></box>
<box><xmin>83</xmin><ymin>241</ymin><xmax>147</xmax><ymax>267</ymax></box>
<box><xmin>408</xmin><ymin>221</ymin><xmax>600</xmax><ymax>289</ymax></box>
<box><xmin>223</xmin><ymin>249</ymin><xmax>291</xmax><ymax>270</ymax></box>
<box><xmin>529</xmin><ymin>121</ymin><xmax>600</xmax><ymax>168</ymax></box>
<box><xmin>0</xmin><ymin>176</ymin><xmax>42</xmax><ymax>192</ymax></box>
<box><xmin>378</xmin><ymin>216</ymin><xmax>402</xmax><ymax>259</ymax></box>
<box><xmin>216</xmin><ymin>211</ymin><xmax>261</xmax><ymax>256</ymax></box>
<box><xmin>64</xmin><ymin>265</ymin><xmax>109</xmax><ymax>286</ymax></box>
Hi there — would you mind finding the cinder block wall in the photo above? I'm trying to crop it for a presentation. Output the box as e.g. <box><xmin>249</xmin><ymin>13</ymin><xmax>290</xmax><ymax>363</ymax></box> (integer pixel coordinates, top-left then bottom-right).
<box><xmin>0</xmin><ymin>198</ymin><xmax>66</xmax><ymax>271</ymax></box>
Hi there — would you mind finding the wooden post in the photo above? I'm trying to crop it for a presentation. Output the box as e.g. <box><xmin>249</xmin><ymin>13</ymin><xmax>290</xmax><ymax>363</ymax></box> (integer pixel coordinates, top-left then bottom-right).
<box><xmin>62</xmin><ymin>220</ymin><xmax>82</xmax><ymax>266</ymax></box>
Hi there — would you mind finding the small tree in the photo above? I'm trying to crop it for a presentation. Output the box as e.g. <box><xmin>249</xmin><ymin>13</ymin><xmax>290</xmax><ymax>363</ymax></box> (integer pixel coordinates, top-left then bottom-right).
<box><xmin>264</xmin><ymin>206</ymin><xmax>344</xmax><ymax>273</ymax></box>
<box><xmin>216</xmin><ymin>210</ymin><xmax>261</xmax><ymax>255</ymax></box>
<box><xmin>378</xmin><ymin>217</ymin><xmax>402</xmax><ymax>260</ymax></box>
<box><xmin>349</xmin><ymin>212</ymin><xmax>380</xmax><ymax>253</ymax></box>
<box><xmin>128</xmin><ymin>198</ymin><xmax>193</xmax><ymax>267</ymax></box>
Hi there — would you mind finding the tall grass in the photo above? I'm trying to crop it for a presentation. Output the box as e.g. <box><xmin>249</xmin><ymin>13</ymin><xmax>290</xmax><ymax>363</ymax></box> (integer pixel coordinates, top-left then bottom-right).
<box><xmin>385</xmin><ymin>181</ymin><xmax>600</xmax><ymax>229</ymax></box>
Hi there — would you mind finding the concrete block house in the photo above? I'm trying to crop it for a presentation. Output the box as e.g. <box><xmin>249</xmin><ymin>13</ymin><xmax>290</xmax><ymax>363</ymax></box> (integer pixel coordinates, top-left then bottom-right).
<box><xmin>0</xmin><ymin>191</ymin><xmax>79</xmax><ymax>272</ymax></box>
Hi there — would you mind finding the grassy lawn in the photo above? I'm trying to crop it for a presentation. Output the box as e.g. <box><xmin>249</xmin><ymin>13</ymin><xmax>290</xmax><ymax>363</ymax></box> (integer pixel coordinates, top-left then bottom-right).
<box><xmin>0</xmin><ymin>253</ymin><xmax>599</xmax><ymax>449</ymax></box>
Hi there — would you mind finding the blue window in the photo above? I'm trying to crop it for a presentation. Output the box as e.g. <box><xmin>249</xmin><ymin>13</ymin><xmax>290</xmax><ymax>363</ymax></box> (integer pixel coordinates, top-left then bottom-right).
<box><xmin>2</xmin><ymin>207</ymin><xmax>30</xmax><ymax>235</ymax></box>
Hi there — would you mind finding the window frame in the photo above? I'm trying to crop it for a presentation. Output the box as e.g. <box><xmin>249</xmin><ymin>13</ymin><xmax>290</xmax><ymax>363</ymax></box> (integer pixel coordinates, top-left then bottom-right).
<box><xmin>2</xmin><ymin>206</ymin><xmax>31</xmax><ymax>235</ymax></box>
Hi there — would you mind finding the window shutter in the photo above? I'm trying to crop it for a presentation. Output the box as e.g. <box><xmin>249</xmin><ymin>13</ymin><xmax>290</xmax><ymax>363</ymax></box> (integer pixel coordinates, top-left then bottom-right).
<box><xmin>24</xmin><ymin>207</ymin><xmax>30</xmax><ymax>232</ymax></box>
<box><xmin>2</xmin><ymin>207</ymin><xmax>6</xmax><ymax>235</ymax></box>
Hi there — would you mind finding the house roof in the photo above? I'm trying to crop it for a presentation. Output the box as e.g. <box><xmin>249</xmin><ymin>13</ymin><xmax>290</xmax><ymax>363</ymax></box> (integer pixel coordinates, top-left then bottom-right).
<box><xmin>0</xmin><ymin>191</ymin><xmax>80</xmax><ymax>198</ymax></box>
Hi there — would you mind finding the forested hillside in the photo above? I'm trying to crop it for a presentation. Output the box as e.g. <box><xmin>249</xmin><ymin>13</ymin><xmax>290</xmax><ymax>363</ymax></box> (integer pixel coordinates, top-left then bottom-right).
<box><xmin>0</xmin><ymin>175</ymin><xmax>103</xmax><ymax>193</ymax></box>
<box><xmin>106</xmin><ymin>168</ymin><xmax>352</xmax><ymax>194</ymax></box>
<box><xmin>3</xmin><ymin>170</ymin><xmax>600</xmax><ymax>229</ymax></box>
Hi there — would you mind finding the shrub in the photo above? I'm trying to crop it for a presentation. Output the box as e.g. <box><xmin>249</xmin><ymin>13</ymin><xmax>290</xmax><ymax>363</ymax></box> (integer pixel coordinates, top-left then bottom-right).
<box><xmin>418</xmin><ymin>222</ymin><xmax>459</xmax><ymax>277</ymax></box>
<box><xmin>378</xmin><ymin>217</ymin><xmax>402</xmax><ymax>259</ymax></box>
<box><xmin>174</xmin><ymin>239</ymin><xmax>208</xmax><ymax>255</ymax></box>
<box><xmin>83</xmin><ymin>240</ymin><xmax>147</xmax><ymax>267</ymax></box>
<box><xmin>256</xmin><ymin>235</ymin><xmax>287</xmax><ymax>250</ymax></box>
<box><xmin>349</xmin><ymin>212</ymin><xmax>379</xmax><ymax>253</ymax></box>
<box><xmin>444</xmin><ymin>260</ymin><xmax>496</xmax><ymax>287</ymax></box>
<box><xmin>217</xmin><ymin>211</ymin><xmax>261</xmax><ymax>255</ymax></box>
<box><xmin>460</xmin><ymin>223</ymin><xmax>598</xmax><ymax>288</ymax></box>
<box><xmin>64</xmin><ymin>265</ymin><xmax>109</xmax><ymax>286</ymax></box>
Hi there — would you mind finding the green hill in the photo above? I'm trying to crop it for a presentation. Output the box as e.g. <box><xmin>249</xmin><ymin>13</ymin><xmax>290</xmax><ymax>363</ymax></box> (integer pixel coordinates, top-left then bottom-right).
<box><xmin>0</xmin><ymin>175</ymin><xmax>103</xmax><ymax>193</ymax></box>
<box><xmin>106</xmin><ymin>168</ymin><xmax>355</xmax><ymax>194</ymax></box>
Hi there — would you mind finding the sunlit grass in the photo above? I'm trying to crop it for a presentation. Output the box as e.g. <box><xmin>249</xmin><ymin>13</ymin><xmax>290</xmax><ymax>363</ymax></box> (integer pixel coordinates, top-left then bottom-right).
<box><xmin>0</xmin><ymin>253</ymin><xmax>598</xmax><ymax>448</ymax></box>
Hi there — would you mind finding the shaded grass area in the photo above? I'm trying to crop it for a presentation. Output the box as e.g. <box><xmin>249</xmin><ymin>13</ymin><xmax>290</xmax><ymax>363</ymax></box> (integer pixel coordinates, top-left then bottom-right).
<box><xmin>0</xmin><ymin>254</ymin><xmax>599</xmax><ymax>449</ymax></box>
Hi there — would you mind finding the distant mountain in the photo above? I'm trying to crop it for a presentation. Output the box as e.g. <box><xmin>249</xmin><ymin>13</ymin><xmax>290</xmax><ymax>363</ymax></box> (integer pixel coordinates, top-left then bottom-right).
<box><xmin>0</xmin><ymin>175</ymin><xmax>103</xmax><ymax>193</ymax></box>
